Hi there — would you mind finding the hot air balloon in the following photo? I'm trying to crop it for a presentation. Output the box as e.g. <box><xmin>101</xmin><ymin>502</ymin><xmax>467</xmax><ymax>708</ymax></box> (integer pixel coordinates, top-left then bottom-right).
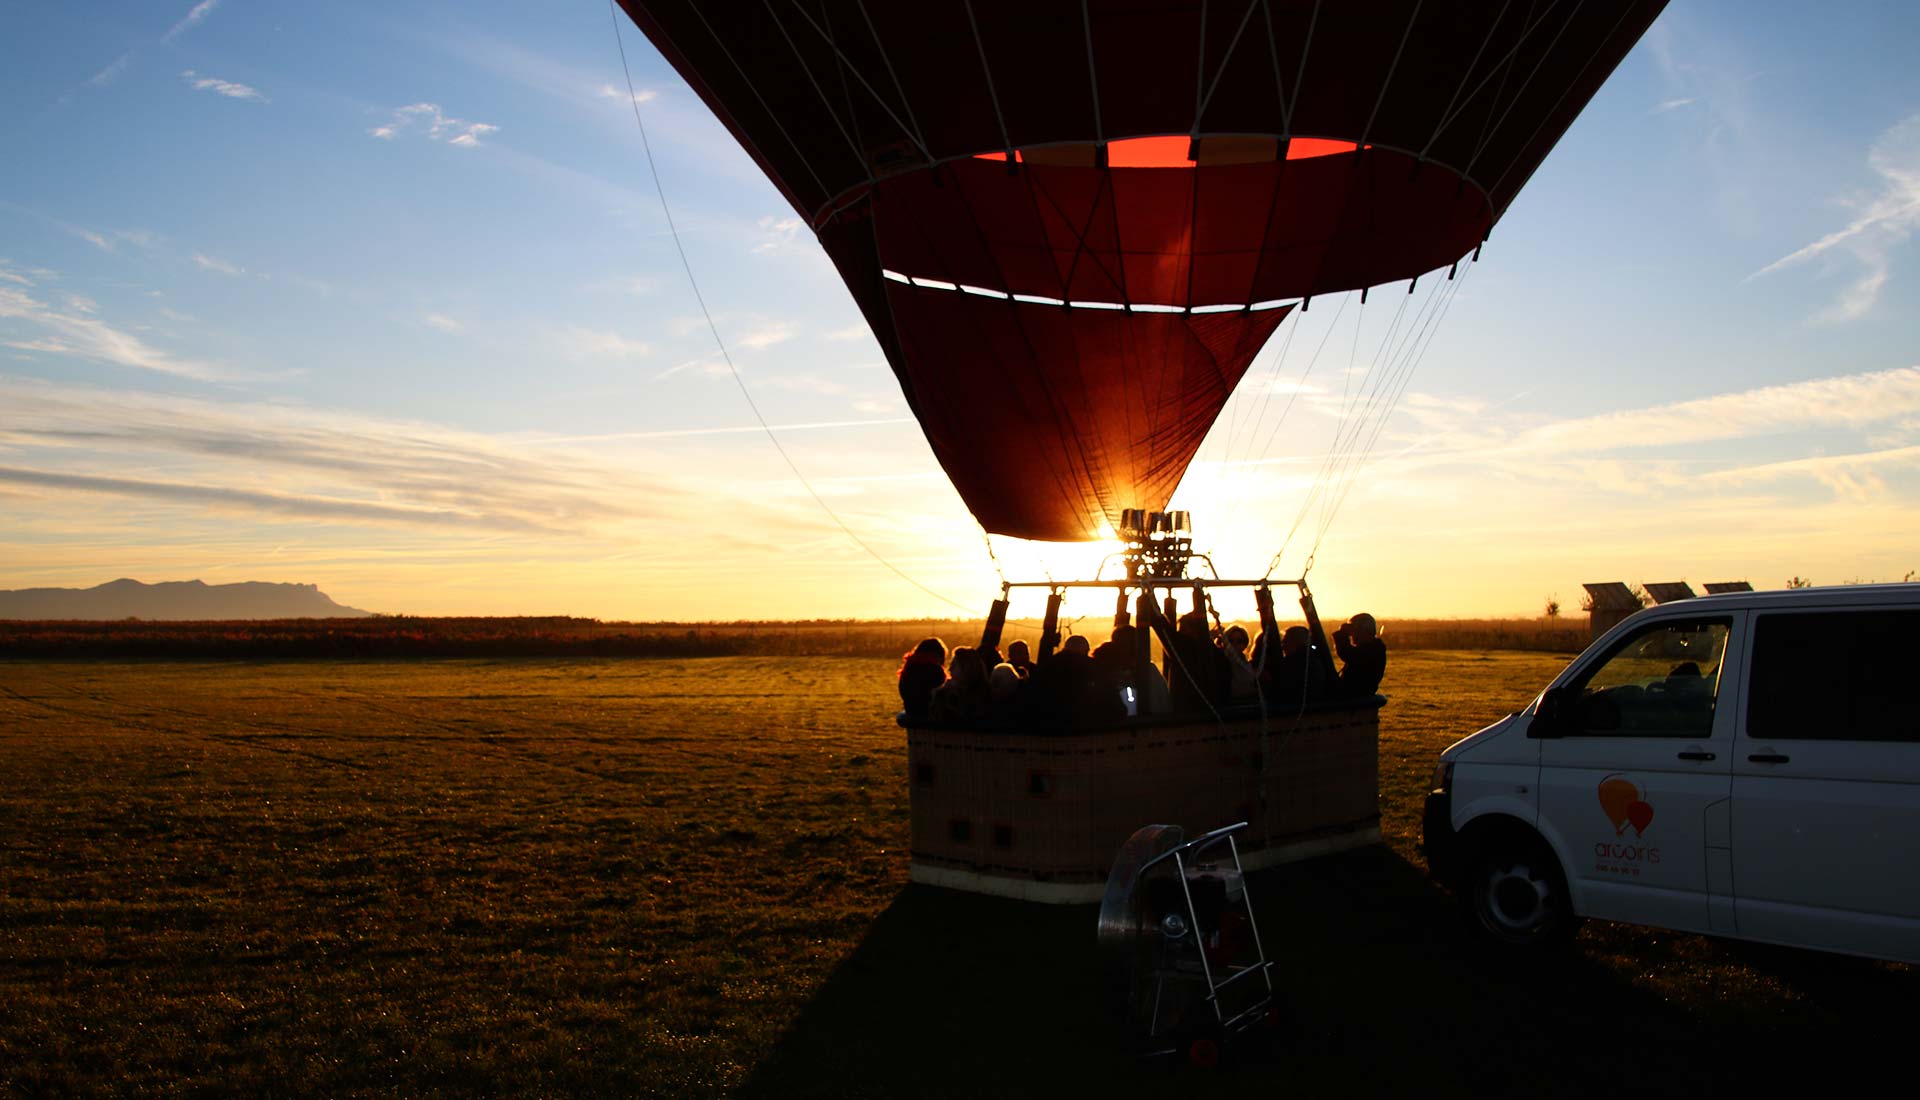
<box><xmin>617</xmin><ymin>0</ymin><xmax>1668</xmax><ymax>901</ymax></box>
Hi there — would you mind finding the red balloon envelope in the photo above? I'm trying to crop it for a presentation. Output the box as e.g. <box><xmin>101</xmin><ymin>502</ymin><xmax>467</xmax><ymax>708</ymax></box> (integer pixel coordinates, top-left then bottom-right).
<box><xmin>619</xmin><ymin>0</ymin><xmax>1667</xmax><ymax>541</ymax></box>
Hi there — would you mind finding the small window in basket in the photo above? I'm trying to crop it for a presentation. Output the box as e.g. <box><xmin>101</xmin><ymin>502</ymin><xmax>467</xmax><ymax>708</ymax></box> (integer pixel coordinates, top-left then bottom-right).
<box><xmin>949</xmin><ymin>818</ymin><xmax>971</xmax><ymax>842</ymax></box>
<box><xmin>992</xmin><ymin>824</ymin><xmax>1014</xmax><ymax>849</ymax></box>
<box><xmin>915</xmin><ymin>762</ymin><xmax>936</xmax><ymax>786</ymax></box>
<box><xmin>1027</xmin><ymin>770</ymin><xmax>1055</xmax><ymax>797</ymax></box>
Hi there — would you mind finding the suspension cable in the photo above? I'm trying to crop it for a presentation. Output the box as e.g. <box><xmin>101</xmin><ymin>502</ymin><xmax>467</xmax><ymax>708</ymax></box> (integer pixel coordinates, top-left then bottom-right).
<box><xmin>1309</xmin><ymin>261</ymin><xmax>1475</xmax><ymax>556</ymax></box>
<box><xmin>605</xmin><ymin>0</ymin><xmax>974</xmax><ymax>614</ymax></box>
<box><xmin>981</xmin><ymin>529</ymin><xmax>1007</xmax><ymax>587</ymax></box>
<box><xmin>1313</xmin><ymin>277</ymin><xmax>1440</xmax><ymax>539</ymax></box>
<box><xmin>1263</xmin><ymin>260</ymin><xmax>1468</xmax><ymax>579</ymax></box>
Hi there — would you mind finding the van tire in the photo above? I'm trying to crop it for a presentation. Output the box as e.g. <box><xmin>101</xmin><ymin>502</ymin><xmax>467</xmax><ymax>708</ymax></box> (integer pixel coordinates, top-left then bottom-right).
<box><xmin>1462</xmin><ymin>829</ymin><xmax>1577</xmax><ymax>949</ymax></box>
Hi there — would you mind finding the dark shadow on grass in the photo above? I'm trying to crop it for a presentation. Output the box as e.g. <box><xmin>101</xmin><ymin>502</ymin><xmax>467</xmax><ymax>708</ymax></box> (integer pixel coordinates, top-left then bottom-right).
<box><xmin>1719</xmin><ymin>937</ymin><xmax>1918</xmax><ymax>1048</ymax></box>
<box><xmin>737</xmin><ymin>846</ymin><xmax>1709</xmax><ymax>1099</ymax></box>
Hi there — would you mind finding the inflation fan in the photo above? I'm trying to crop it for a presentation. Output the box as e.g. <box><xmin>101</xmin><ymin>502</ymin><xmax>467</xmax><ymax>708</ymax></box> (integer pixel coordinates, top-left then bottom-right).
<box><xmin>1097</xmin><ymin>822</ymin><xmax>1277</xmax><ymax>1066</ymax></box>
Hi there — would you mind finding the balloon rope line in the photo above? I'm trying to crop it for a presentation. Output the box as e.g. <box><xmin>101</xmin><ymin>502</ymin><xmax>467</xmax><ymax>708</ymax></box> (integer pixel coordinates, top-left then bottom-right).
<box><xmin>1310</xmin><ymin>261</ymin><xmax>1472</xmax><ymax>556</ymax></box>
<box><xmin>1298</xmin><ymin>282</ymin><xmax>1437</xmax><ymax>570</ymax></box>
<box><xmin>1251</xmin><ymin>290</ymin><xmax>1347</xmax><ymax>494</ymax></box>
<box><xmin>605</xmin><ymin>1</ymin><xmax>973</xmax><ymax>614</ymax></box>
<box><xmin>981</xmin><ymin>530</ymin><xmax>1007</xmax><ymax>587</ymax></box>
<box><xmin>1261</xmin><ymin>291</ymin><xmax>1353</xmax><ymax>577</ymax></box>
<box><xmin>1316</xmin><ymin>274</ymin><xmax>1454</xmax><ymax>549</ymax></box>
<box><xmin>1314</xmin><ymin>277</ymin><xmax>1429</xmax><ymax>539</ymax></box>
<box><xmin>1218</xmin><ymin>300</ymin><xmax>1300</xmax><ymax>487</ymax></box>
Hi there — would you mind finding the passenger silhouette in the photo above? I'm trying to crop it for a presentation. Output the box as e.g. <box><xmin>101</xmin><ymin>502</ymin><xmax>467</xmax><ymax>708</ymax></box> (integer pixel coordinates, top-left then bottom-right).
<box><xmin>1220</xmin><ymin>624</ymin><xmax>1259</xmax><ymax>701</ymax></box>
<box><xmin>1006</xmin><ymin>639</ymin><xmax>1034</xmax><ymax>678</ymax></box>
<box><xmin>1095</xmin><ymin>624</ymin><xmax>1168</xmax><ymax>716</ymax></box>
<box><xmin>1166</xmin><ymin>611</ymin><xmax>1227</xmax><ymax>713</ymax></box>
<box><xmin>1269</xmin><ymin>625</ymin><xmax>1329</xmax><ymax>702</ymax></box>
<box><xmin>1033</xmin><ymin>634</ymin><xmax>1106</xmax><ymax>725</ymax></box>
<box><xmin>929</xmin><ymin>645</ymin><xmax>991</xmax><ymax>723</ymax></box>
<box><xmin>987</xmin><ymin>662</ymin><xmax>1026</xmax><ymax>722</ymax></box>
<box><xmin>898</xmin><ymin>637</ymin><xmax>947</xmax><ymax>719</ymax></box>
<box><xmin>1333</xmin><ymin>613</ymin><xmax>1387</xmax><ymax>698</ymax></box>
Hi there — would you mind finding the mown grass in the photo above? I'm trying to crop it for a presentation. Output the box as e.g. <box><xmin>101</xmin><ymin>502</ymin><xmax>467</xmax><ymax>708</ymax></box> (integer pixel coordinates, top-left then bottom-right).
<box><xmin>0</xmin><ymin>652</ymin><xmax>1908</xmax><ymax>1097</ymax></box>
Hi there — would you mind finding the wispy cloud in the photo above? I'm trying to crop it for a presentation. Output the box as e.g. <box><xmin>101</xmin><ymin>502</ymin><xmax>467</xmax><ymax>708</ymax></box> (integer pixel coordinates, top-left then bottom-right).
<box><xmin>87</xmin><ymin>52</ymin><xmax>135</xmax><ymax>88</ymax></box>
<box><xmin>597</xmin><ymin>83</ymin><xmax>658</xmax><ymax>107</ymax></box>
<box><xmin>1749</xmin><ymin>112</ymin><xmax>1920</xmax><ymax>322</ymax></box>
<box><xmin>1201</xmin><ymin>365</ymin><xmax>1920</xmax><ymax>518</ymax></box>
<box><xmin>0</xmin><ymin>465</ymin><xmax>555</xmax><ymax>533</ymax></box>
<box><xmin>754</xmin><ymin>372</ymin><xmax>847</xmax><ymax>396</ymax></box>
<box><xmin>24</xmin><ymin>215</ymin><xmax>161</xmax><ymax>254</ymax></box>
<box><xmin>0</xmin><ymin>380</ymin><xmax>682</xmax><ymax>535</ymax></box>
<box><xmin>1495</xmin><ymin>366</ymin><xmax>1920</xmax><ymax>457</ymax></box>
<box><xmin>182</xmin><ymin>69</ymin><xmax>266</xmax><ymax>102</ymax></box>
<box><xmin>162</xmin><ymin>0</ymin><xmax>222</xmax><ymax>44</ymax></box>
<box><xmin>1278</xmin><ymin>367</ymin><xmax>1920</xmax><ymax>541</ymax></box>
<box><xmin>526</xmin><ymin>417</ymin><xmax>915</xmax><ymax>443</ymax></box>
<box><xmin>562</xmin><ymin>328</ymin><xmax>649</xmax><ymax>359</ymax></box>
<box><xmin>422</xmin><ymin>313</ymin><xmax>462</xmax><ymax>333</ymax></box>
<box><xmin>824</xmin><ymin>323</ymin><xmax>871</xmax><ymax>342</ymax></box>
<box><xmin>0</xmin><ymin>281</ymin><xmax>232</xmax><ymax>381</ymax></box>
<box><xmin>193</xmin><ymin>253</ymin><xmax>246</xmax><ymax>276</ymax></box>
<box><xmin>369</xmin><ymin>103</ymin><xmax>498</xmax><ymax>147</ymax></box>
<box><xmin>75</xmin><ymin>2</ymin><xmax>220</xmax><ymax>96</ymax></box>
<box><xmin>1704</xmin><ymin>444</ymin><xmax>1920</xmax><ymax>502</ymax></box>
<box><xmin>735</xmin><ymin>321</ymin><xmax>794</xmax><ymax>350</ymax></box>
<box><xmin>1643</xmin><ymin>19</ymin><xmax>1775</xmax><ymax>235</ymax></box>
<box><xmin>752</xmin><ymin>215</ymin><xmax>805</xmax><ymax>254</ymax></box>
<box><xmin>652</xmin><ymin>356</ymin><xmax>725</xmax><ymax>381</ymax></box>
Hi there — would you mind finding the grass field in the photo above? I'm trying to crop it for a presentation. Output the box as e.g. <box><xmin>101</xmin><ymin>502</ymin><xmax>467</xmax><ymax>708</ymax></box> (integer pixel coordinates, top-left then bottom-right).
<box><xmin>1</xmin><ymin>652</ymin><xmax>1911</xmax><ymax>1097</ymax></box>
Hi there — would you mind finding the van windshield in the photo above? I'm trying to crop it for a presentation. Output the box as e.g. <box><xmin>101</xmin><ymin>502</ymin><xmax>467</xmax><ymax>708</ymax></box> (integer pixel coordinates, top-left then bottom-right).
<box><xmin>1570</xmin><ymin>618</ymin><xmax>1731</xmax><ymax>737</ymax></box>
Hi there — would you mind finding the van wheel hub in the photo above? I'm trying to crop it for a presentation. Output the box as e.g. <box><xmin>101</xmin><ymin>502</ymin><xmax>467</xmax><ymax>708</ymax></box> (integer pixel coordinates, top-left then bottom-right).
<box><xmin>1481</xmin><ymin>862</ymin><xmax>1553</xmax><ymax>934</ymax></box>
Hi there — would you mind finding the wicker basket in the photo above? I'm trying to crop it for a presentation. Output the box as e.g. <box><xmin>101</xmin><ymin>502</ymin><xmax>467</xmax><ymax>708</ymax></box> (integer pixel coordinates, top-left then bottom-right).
<box><xmin>905</xmin><ymin>699</ymin><xmax>1382</xmax><ymax>903</ymax></box>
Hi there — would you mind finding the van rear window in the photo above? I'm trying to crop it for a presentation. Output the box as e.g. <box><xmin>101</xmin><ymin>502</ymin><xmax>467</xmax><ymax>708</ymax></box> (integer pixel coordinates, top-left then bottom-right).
<box><xmin>1749</xmin><ymin>610</ymin><xmax>1920</xmax><ymax>741</ymax></box>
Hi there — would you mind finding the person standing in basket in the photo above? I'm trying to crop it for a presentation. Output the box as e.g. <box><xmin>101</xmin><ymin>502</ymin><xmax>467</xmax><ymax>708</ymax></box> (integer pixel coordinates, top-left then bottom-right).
<box><xmin>1333</xmin><ymin>613</ymin><xmax>1387</xmax><ymax>698</ymax></box>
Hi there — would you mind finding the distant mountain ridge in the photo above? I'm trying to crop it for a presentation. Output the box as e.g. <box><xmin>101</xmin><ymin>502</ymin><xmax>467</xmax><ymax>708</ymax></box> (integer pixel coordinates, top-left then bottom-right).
<box><xmin>0</xmin><ymin>579</ymin><xmax>374</xmax><ymax>620</ymax></box>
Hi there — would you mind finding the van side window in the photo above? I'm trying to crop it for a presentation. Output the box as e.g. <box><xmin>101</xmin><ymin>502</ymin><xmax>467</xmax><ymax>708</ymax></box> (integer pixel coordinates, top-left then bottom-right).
<box><xmin>1565</xmin><ymin>618</ymin><xmax>1731</xmax><ymax>738</ymax></box>
<box><xmin>1749</xmin><ymin>610</ymin><xmax>1920</xmax><ymax>742</ymax></box>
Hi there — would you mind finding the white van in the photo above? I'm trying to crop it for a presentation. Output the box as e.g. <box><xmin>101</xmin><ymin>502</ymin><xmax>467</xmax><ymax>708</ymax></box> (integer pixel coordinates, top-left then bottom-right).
<box><xmin>1423</xmin><ymin>584</ymin><xmax>1920</xmax><ymax>964</ymax></box>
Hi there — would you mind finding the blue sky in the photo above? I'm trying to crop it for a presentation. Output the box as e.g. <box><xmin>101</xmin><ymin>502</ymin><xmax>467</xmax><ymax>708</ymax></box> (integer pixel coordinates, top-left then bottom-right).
<box><xmin>2</xmin><ymin>1</ymin><xmax>1917</xmax><ymax>620</ymax></box>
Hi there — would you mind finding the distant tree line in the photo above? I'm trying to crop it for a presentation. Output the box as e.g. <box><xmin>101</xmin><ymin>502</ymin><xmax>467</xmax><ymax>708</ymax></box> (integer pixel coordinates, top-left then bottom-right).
<box><xmin>0</xmin><ymin>614</ymin><xmax>1592</xmax><ymax>659</ymax></box>
<box><xmin>0</xmin><ymin>617</ymin><xmax>945</xmax><ymax>660</ymax></box>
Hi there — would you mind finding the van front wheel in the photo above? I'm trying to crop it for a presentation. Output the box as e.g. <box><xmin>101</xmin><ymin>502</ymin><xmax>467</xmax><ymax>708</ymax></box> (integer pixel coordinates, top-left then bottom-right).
<box><xmin>1466</xmin><ymin>834</ymin><xmax>1575</xmax><ymax>947</ymax></box>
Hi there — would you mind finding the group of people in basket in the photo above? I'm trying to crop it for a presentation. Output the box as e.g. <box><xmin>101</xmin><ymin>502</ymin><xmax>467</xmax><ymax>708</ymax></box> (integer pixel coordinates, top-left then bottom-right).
<box><xmin>898</xmin><ymin>610</ymin><xmax>1386</xmax><ymax>726</ymax></box>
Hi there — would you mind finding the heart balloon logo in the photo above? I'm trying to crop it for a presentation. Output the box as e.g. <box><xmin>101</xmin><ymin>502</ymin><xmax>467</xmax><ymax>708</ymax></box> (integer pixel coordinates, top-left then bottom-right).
<box><xmin>1626</xmin><ymin>799</ymin><xmax>1655</xmax><ymax>836</ymax></box>
<box><xmin>1597</xmin><ymin>775</ymin><xmax>1655</xmax><ymax>837</ymax></box>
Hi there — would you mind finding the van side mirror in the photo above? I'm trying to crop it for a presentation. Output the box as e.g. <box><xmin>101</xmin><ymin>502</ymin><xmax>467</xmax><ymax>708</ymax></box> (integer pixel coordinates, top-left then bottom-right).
<box><xmin>1529</xmin><ymin>686</ymin><xmax>1571</xmax><ymax>739</ymax></box>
